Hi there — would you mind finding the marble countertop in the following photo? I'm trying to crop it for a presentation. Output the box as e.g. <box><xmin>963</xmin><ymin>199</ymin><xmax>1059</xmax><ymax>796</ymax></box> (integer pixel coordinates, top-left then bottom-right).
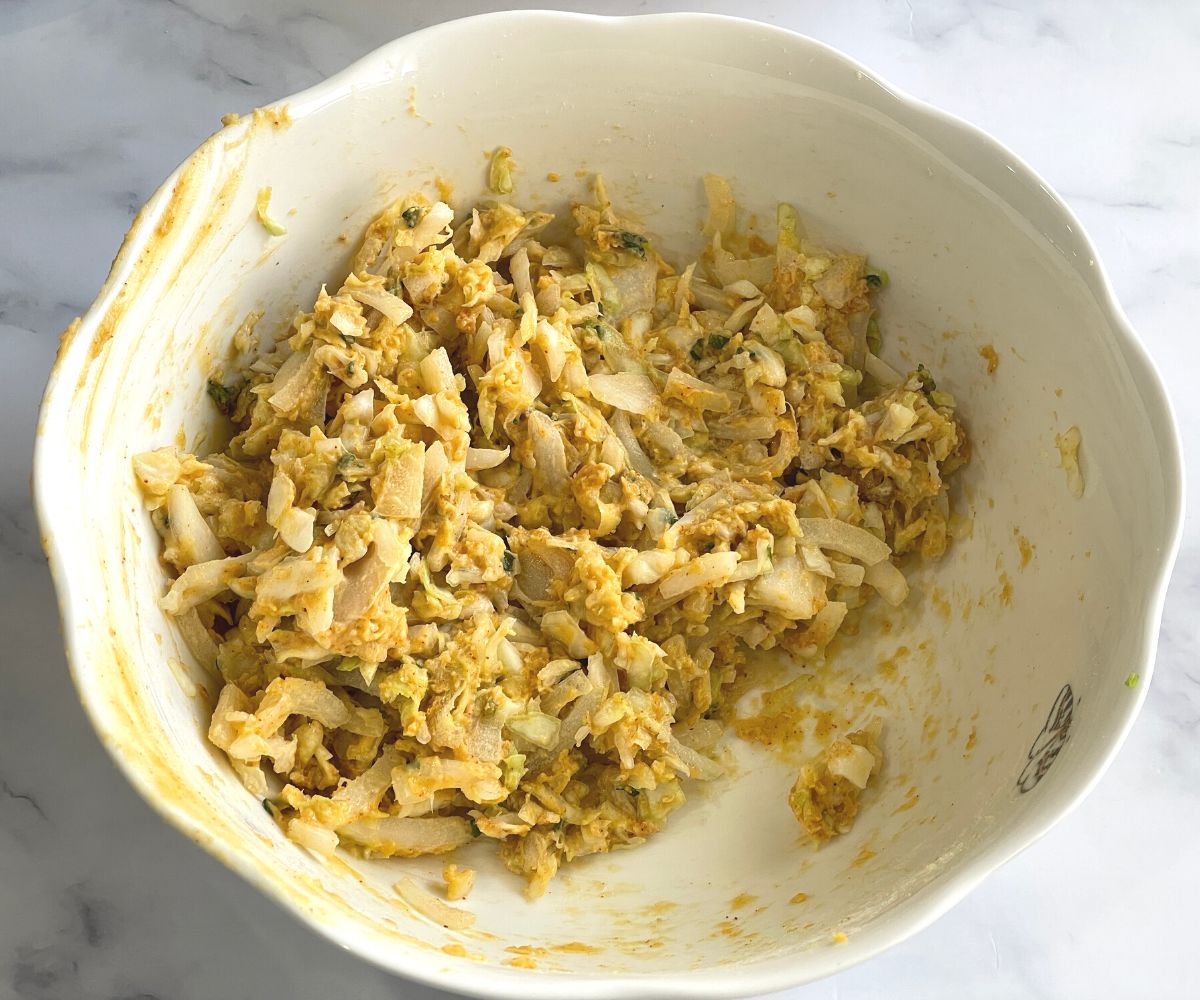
<box><xmin>3</xmin><ymin>1</ymin><xmax>1197</xmax><ymax>997</ymax></box>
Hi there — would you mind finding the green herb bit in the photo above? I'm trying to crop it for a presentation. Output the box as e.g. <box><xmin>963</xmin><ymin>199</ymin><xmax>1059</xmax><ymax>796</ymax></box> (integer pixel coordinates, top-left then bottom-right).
<box><xmin>915</xmin><ymin>363</ymin><xmax>937</xmax><ymax>393</ymax></box>
<box><xmin>401</xmin><ymin>205</ymin><xmax>423</xmax><ymax>228</ymax></box>
<box><xmin>865</xmin><ymin>268</ymin><xmax>889</xmax><ymax>288</ymax></box>
<box><xmin>1125</xmin><ymin>672</ymin><xmax>1140</xmax><ymax>689</ymax></box>
<box><xmin>617</xmin><ymin>230</ymin><xmax>648</xmax><ymax>258</ymax></box>
<box><xmin>690</xmin><ymin>343</ymin><xmax>704</xmax><ymax>362</ymax></box>
<box><xmin>206</xmin><ymin>378</ymin><xmax>236</xmax><ymax>416</ymax></box>
<box><xmin>707</xmin><ymin>334</ymin><xmax>730</xmax><ymax>350</ymax></box>
<box><xmin>502</xmin><ymin>549</ymin><xmax>516</xmax><ymax>573</ymax></box>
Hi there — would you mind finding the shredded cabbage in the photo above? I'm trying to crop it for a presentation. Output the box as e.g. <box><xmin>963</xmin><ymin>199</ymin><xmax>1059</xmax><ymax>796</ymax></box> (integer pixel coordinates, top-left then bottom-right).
<box><xmin>488</xmin><ymin>146</ymin><xmax>515</xmax><ymax>195</ymax></box>
<box><xmin>255</xmin><ymin>186</ymin><xmax>287</xmax><ymax>236</ymax></box>
<box><xmin>1056</xmin><ymin>425</ymin><xmax>1084</xmax><ymax>498</ymax></box>
<box><xmin>789</xmin><ymin>720</ymin><xmax>883</xmax><ymax>841</ymax></box>
<box><xmin>136</xmin><ymin>168</ymin><xmax>968</xmax><ymax>899</ymax></box>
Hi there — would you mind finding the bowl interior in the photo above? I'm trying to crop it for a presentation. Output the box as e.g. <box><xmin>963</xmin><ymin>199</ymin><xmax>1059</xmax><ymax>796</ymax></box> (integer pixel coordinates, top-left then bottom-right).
<box><xmin>38</xmin><ymin>13</ymin><xmax>1178</xmax><ymax>996</ymax></box>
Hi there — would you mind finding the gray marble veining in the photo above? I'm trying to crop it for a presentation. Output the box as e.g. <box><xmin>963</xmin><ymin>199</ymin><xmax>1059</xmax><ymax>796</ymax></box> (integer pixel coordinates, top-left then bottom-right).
<box><xmin>3</xmin><ymin>1</ymin><xmax>1198</xmax><ymax>997</ymax></box>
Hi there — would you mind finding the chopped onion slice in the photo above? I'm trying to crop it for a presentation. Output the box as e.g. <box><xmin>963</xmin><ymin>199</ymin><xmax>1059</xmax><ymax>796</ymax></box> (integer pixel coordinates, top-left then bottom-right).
<box><xmin>338</xmin><ymin>816</ymin><xmax>473</xmax><ymax>857</ymax></box>
<box><xmin>165</xmin><ymin>485</ymin><xmax>225</xmax><ymax>567</ymax></box>
<box><xmin>589</xmin><ymin>372</ymin><xmax>658</xmax><ymax>415</ymax></box>
<box><xmin>667</xmin><ymin>737</ymin><xmax>723</xmax><ymax>781</ymax></box>
<box><xmin>287</xmin><ymin>818</ymin><xmax>339</xmax><ymax>858</ymax></box>
<box><xmin>506</xmin><ymin>711</ymin><xmax>562</xmax><ymax>749</ymax></box>
<box><xmin>658</xmin><ymin>551</ymin><xmax>739</xmax><ymax>600</ymax></box>
<box><xmin>466</xmin><ymin>446</ymin><xmax>510</xmax><ymax>470</ymax></box>
<box><xmin>394</xmin><ymin>877</ymin><xmax>475</xmax><ymax>929</ymax></box>
<box><xmin>826</xmin><ymin>740</ymin><xmax>878</xmax><ymax>789</ymax></box>
<box><xmin>863</xmin><ymin>559</ymin><xmax>909</xmax><ymax>606</ymax></box>
<box><xmin>830</xmin><ymin>561</ymin><xmax>866</xmax><ymax>588</ymax></box>
<box><xmin>347</xmin><ymin>285</ymin><xmax>413</xmax><ymax>326</ymax></box>
<box><xmin>864</xmin><ymin>352</ymin><xmax>903</xmax><ymax>386</ymax></box>
<box><xmin>796</xmin><ymin>518</ymin><xmax>891</xmax><ymax>565</ymax></box>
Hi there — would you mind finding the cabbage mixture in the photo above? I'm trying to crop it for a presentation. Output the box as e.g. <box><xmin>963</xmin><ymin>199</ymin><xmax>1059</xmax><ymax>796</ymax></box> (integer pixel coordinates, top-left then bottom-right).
<box><xmin>134</xmin><ymin>173</ymin><xmax>968</xmax><ymax>897</ymax></box>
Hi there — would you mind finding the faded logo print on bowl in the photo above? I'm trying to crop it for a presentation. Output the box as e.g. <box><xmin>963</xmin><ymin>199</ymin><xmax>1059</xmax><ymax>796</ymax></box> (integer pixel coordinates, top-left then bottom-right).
<box><xmin>1018</xmin><ymin>684</ymin><xmax>1074</xmax><ymax>793</ymax></box>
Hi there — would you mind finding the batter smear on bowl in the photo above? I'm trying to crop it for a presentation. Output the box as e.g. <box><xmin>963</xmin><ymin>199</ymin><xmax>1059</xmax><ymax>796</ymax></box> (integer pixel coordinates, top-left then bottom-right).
<box><xmin>133</xmin><ymin>170</ymin><xmax>968</xmax><ymax>896</ymax></box>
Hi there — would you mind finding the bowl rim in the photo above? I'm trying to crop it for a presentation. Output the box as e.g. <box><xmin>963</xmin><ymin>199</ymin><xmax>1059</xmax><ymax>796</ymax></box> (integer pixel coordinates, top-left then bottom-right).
<box><xmin>34</xmin><ymin>9</ymin><xmax>1185</xmax><ymax>999</ymax></box>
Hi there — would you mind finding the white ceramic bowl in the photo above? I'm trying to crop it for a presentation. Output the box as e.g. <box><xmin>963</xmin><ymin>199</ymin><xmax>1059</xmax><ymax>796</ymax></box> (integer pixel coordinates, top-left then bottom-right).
<box><xmin>35</xmin><ymin>11</ymin><xmax>1183</xmax><ymax>999</ymax></box>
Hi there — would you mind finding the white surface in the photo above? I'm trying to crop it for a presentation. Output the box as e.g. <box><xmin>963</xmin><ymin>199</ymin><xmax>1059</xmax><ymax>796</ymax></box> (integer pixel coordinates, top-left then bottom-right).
<box><xmin>3</xmin><ymin>1</ymin><xmax>1197</xmax><ymax>998</ymax></box>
